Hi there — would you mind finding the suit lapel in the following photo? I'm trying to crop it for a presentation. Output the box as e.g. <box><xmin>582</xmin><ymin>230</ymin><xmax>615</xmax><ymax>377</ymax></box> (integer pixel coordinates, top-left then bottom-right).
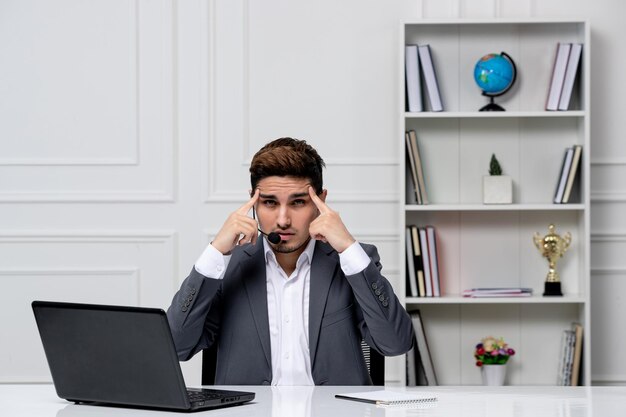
<box><xmin>242</xmin><ymin>239</ymin><xmax>272</xmax><ymax>369</ymax></box>
<box><xmin>308</xmin><ymin>241</ymin><xmax>339</xmax><ymax>369</ymax></box>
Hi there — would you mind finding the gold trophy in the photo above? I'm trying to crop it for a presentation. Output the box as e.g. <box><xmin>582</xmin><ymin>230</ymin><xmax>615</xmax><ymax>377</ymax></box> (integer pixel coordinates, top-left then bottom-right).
<box><xmin>533</xmin><ymin>224</ymin><xmax>571</xmax><ymax>296</ymax></box>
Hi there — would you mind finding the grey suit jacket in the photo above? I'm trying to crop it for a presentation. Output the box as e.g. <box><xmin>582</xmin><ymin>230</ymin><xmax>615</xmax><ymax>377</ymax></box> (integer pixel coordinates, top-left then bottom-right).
<box><xmin>166</xmin><ymin>239</ymin><xmax>414</xmax><ymax>385</ymax></box>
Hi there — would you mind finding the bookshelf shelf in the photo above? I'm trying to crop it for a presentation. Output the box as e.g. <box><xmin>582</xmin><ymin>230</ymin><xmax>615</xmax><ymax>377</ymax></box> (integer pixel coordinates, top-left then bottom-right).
<box><xmin>404</xmin><ymin>111</ymin><xmax>586</xmax><ymax>119</ymax></box>
<box><xmin>405</xmin><ymin>295</ymin><xmax>586</xmax><ymax>304</ymax></box>
<box><xmin>399</xmin><ymin>19</ymin><xmax>590</xmax><ymax>387</ymax></box>
<box><xmin>405</xmin><ymin>204</ymin><xmax>585</xmax><ymax>212</ymax></box>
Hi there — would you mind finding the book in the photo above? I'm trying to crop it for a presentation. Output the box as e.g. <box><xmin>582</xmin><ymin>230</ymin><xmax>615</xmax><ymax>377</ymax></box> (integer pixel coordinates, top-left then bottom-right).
<box><xmin>405</xmin><ymin>344</ymin><xmax>417</xmax><ymax>386</ymax></box>
<box><xmin>405</xmin><ymin>45</ymin><xmax>423</xmax><ymax>112</ymax></box>
<box><xmin>558</xmin><ymin>43</ymin><xmax>583</xmax><ymax>110</ymax></box>
<box><xmin>562</xmin><ymin>145</ymin><xmax>582</xmax><ymax>203</ymax></box>
<box><xmin>554</xmin><ymin>147</ymin><xmax>574</xmax><ymax>203</ymax></box>
<box><xmin>462</xmin><ymin>287</ymin><xmax>532</xmax><ymax>298</ymax></box>
<box><xmin>546</xmin><ymin>43</ymin><xmax>572</xmax><ymax>111</ymax></box>
<box><xmin>408</xmin><ymin>130</ymin><xmax>429</xmax><ymax>204</ymax></box>
<box><xmin>410</xmin><ymin>225</ymin><xmax>426</xmax><ymax>297</ymax></box>
<box><xmin>405</xmin><ymin>132</ymin><xmax>422</xmax><ymax>204</ymax></box>
<box><xmin>557</xmin><ymin>329</ymin><xmax>576</xmax><ymax>385</ymax></box>
<box><xmin>417</xmin><ymin>45</ymin><xmax>443</xmax><ymax>112</ymax></box>
<box><xmin>409</xmin><ymin>310</ymin><xmax>438</xmax><ymax>385</ymax></box>
<box><xmin>418</xmin><ymin>228</ymin><xmax>433</xmax><ymax>297</ymax></box>
<box><xmin>335</xmin><ymin>390</ymin><xmax>437</xmax><ymax>406</ymax></box>
<box><xmin>405</xmin><ymin>227</ymin><xmax>418</xmax><ymax>297</ymax></box>
<box><xmin>426</xmin><ymin>226</ymin><xmax>440</xmax><ymax>297</ymax></box>
<box><xmin>570</xmin><ymin>323</ymin><xmax>584</xmax><ymax>386</ymax></box>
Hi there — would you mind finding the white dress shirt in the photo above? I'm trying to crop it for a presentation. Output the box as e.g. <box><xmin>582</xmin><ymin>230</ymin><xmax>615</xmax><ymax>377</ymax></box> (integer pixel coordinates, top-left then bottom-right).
<box><xmin>194</xmin><ymin>237</ymin><xmax>371</xmax><ymax>385</ymax></box>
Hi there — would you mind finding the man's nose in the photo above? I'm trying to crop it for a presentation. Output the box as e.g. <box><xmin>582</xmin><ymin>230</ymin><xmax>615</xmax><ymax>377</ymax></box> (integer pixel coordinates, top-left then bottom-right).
<box><xmin>276</xmin><ymin>206</ymin><xmax>291</xmax><ymax>228</ymax></box>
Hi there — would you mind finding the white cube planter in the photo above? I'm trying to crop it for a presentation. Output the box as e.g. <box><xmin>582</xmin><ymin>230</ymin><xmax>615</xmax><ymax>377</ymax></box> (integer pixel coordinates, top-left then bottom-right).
<box><xmin>483</xmin><ymin>175</ymin><xmax>513</xmax><ymax>204</ymax></box>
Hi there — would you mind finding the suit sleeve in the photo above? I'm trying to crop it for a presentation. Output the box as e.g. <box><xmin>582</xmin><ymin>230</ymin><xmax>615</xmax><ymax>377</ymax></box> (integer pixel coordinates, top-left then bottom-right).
<box><xmin>166</xmin><ymin>267</ymin><xmax>223</xmax><ymax>361</ymax></box>
<box><xmin>344</xmin><ymin>243</ymin><xmax>415</xmax><ymax>356</ymax></box>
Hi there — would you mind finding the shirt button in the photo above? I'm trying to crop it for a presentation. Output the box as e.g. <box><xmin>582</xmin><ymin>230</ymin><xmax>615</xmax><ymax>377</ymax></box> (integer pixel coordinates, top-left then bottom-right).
<box><xmin>285</xmin><ymin>316</ymin><xmax>290</xmax><ymax>323</ymax></box>
<box><xmin>375</xmin><ymin>289</ymin><xmax>381</xmax><ymax>295</ymax></box>
<box><xmin>371</xmin><ymin>283</ymin><xmax>378</xmax><ymax>289</ymax></box>
<box><xmin>217</xmin><ymin>265</ymin><xmax>223</xmax><ymax>272</ymax></box>
<box><xmin>285</xmin><ymin>353</ymin><xmax>290</xmax><ymax>359</ymax></box>
<box><xmin>382</xmin><ymin>300</ymin><xmax>389</xmax><ymax>307</ymax></box>
<box><xmin>378</xmin><ymin>294</ymin><xmax>385</xmax><ymax>301</ymax></box>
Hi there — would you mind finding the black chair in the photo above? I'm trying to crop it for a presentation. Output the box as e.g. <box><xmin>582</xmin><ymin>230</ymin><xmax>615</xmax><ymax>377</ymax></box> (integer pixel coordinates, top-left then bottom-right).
<box><xmin>201</xmin><ymin>340</ymin><xmax>385</xmax><ymax>385</ymax></box>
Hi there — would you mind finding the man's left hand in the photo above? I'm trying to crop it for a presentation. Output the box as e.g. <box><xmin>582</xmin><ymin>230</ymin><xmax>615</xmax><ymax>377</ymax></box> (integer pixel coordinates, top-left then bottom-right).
<box><xmin>308</xmin><ymin>186</ymin><xmax>356</xmax><ymax>253</ymax></box>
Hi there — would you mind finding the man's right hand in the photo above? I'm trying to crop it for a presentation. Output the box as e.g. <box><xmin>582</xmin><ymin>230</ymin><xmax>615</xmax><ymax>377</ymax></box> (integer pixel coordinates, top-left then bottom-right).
<box><xmin>211</xmin><ymin>189</ymin><xmax>260</xmax><ymax>255</ymax></box>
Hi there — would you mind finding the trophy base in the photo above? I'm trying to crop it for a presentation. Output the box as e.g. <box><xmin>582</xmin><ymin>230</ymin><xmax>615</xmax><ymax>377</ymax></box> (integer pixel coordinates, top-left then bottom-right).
<box><xmin>543</xmin><ymin>281</ymin><xmax>563</xmax><ymax>296</ymax></box>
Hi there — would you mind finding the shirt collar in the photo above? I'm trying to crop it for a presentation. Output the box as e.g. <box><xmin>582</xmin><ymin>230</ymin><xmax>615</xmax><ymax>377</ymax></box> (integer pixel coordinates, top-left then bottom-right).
<box><xmin>263</xmin><ymin>236</ymin><xmax>316</xmax><ymax>269</ymax></box>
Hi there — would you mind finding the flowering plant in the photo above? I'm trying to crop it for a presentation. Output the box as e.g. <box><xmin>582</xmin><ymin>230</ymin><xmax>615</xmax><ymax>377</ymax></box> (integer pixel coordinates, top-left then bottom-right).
<box><xmin>474</xmin><ymin>336</ymin><xmax>515</xmax><ymax>367</ymax></box>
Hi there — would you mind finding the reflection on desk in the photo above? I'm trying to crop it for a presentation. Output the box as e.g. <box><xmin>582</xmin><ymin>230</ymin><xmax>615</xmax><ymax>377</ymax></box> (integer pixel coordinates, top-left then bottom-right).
<box><xmin>3</xmin><ymin>384</ymin><xmax>626</xmax><ymax>417</ymax></box>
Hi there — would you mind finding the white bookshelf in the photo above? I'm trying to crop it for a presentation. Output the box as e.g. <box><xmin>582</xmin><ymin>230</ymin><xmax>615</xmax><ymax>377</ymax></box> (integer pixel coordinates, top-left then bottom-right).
<box><xmin>399</xmin><ymin>19</ymin><xmax>590</xmax><ymax>386</ymax></box>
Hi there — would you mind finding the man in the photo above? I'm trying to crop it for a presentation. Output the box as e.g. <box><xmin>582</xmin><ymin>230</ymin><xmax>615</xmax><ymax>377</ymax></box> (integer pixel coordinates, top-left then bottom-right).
<box><xmin>167</xmin><ymin>138</ymin><xmax>413</xmax><ymax>385</ymax></box>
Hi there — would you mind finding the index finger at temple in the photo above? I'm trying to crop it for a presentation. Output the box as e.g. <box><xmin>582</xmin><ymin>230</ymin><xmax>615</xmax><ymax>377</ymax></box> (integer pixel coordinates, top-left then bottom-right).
<box><xmin>308</xmin><ymin>186</ymin><xmax>329</xmax><ymax>213</ymax></box>
<box><xmin>238</xmin><ymin>188</ymin><xmax>259</xmax><ymax>214</ymax></box>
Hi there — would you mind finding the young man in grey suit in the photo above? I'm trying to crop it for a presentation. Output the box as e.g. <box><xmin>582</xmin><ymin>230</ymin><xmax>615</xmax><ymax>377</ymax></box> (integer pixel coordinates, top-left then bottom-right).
<box><xmin>167</xmin><ymin>138</ymin><xmax>414</xmax><ymax>385</ymax></box>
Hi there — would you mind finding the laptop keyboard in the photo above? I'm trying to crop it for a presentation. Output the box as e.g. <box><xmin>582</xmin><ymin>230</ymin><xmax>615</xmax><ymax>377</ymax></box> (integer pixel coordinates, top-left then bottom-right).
<box><xmin>187</xmin><ymin>389</ymin><xmax>224</xmax><ymax>402</ymax></box>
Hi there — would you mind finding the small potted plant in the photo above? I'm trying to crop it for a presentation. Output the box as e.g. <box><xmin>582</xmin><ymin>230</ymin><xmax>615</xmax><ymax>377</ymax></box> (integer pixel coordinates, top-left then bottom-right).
<box><xmin>474</xmin><ymin>336</ymin><xmax>516</xmax><ymax>385</ymax></box>
<box><xmin>483</xmin><ymin>154</ymin><xmax>513</xmax><ymax>204</ymax></box>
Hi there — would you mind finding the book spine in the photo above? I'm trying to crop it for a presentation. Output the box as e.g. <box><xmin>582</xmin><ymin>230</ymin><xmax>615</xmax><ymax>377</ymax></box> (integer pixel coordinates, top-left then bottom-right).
<box><xmin>558</xmin><ymin>43</ymin><xmax>583</xmax><ymax>111</ymax></box>
<box><xmin>554</xmin><ymin>147</ymin><xmax>574</xmax><ymax>203</ymax></box>
<box><xmin>418</xmin><ymin>45</ymin><xmax>443</xmax><ymax>112</ymax></box>
<box><xmin>546</xmin><ymin>43</ymin><xmax>572</xmax><ymax>111</ymax></box>
<box><xmin>405</xmin><ymin>45</ymin><xmax>423</xmax><ymax>112</ymax></box>
<box><xmin>405</xmin><ymin>227</ymin><xmax>418</xmax><ymax>297</ymax></box>
<box><xmin>426</xmin><ymin>226</ymin><xmax>440</xmax><ymax>297</ymax></box>
<box><xmin>409</xmin><ymin>130</ymin><xmax>429</xmax><ymax>204</ymax></box>
<box><xmin>419</xmin><ymin>228</ymin><xmax>433</xmax><ymax>296</ymax></box>
<box><xmin>562</xmin><ymin>145</ymin><xmax>582</xmax><ymax>203</ymax></box>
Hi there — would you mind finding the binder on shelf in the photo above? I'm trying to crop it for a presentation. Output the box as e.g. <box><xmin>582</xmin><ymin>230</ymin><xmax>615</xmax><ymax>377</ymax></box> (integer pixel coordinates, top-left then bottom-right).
<box><xmin>546</xmin><ymin>43</ymin><xmax>572</xmax><ymax>111</ymax></box>
<box><xmin>407</xmin><ymin>130</ymin><xmax>429</xmax><ymax>204</ymax></box>
<box><xmin>426</xmin><ymin>226</ymin><xmax>440</xmax><ymax>297</ymax></box>
<box><xmin>417</xmin><ymin>45</ymin><xmax>443</xmax><ymax>112</ymax></box>
<box><xmin>405</xmin><ymin>45</ymin><xmax>423</xmax><ymax>112</ymax></box>
<box><xmin>554</xmin><ymin>147</ymin><xmax>574</xmax><ymax>203</ymax></box>
<box><xmin>405</xmin><ymin>227</ymin><xmax>418</xmax><ymax>297</ymax></box>
<box><xmin>409</xmin><ymin>310</ymin><xmax>438</xmax><ymax>385</ymax></box>
<box><xmin>558</xmin><ymin>43</ymin><xmax>583</xmax><ymax>111</ymax></box>
<box><xmin>410</xmin><ymin>225</ymin><xmax>426</xmax><ymax>297</ymax></box>
<box><xmin>418</xmin><ymin>228</ymin><xmax>433</xmax><ymax>297</ymax></box>
<box><xmin>562</xmin><ymin>145</ymin><xmax>582</xmax><ymax>203</ymax></box>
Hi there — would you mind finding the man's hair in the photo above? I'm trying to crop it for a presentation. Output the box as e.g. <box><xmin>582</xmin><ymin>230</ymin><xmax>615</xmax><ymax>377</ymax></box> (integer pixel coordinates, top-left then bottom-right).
<box><xmin>250</xmin><ymin>137</ymin><xmax>325</xmax><ymax>194</ymax></box>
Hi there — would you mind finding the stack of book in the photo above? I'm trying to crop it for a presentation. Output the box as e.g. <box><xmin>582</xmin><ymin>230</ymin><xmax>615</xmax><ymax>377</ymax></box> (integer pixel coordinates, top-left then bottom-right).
<box><xmin>405</xmin><ymin>44</ymin><xmax>443</xmax><ymax>112</ymax></box>
<box><xmin>557</xmin><ymin>323</ymin><xmax>584</xmax><ymax>385</ymax></box>
<box><xmin>554</xmin><ymin>145</ymin><xmax>582</xmax><ymax>204</ymax></box>
<box><xmin>405</xmin><ymin>225</ymin><xmax>441</xmax><ymax>297</ymax></box>
<box><xmin>406</xmin><ymin>310</ymin><xmax>438</xmax><ymax>386</ymax></box>
<box><xmin>546</xmin><ymin>43</ymin><xmax>583</xmax><ymax>111</ymax></box>
<box><xmin>462</xmin><ymin>288</ymin><xmax>533</xmax><ymax>298</ymax></box>
<box><xmin>405</xmin><ymin>130</ymin><xmax>428</xmax><ymax>204</ymax></box>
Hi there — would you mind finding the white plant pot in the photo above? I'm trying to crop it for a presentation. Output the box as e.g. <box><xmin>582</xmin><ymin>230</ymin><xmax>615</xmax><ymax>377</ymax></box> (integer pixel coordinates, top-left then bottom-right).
<box><xmin>481</xmin><ymin>364</ymin><xmax>507</xmax><ymax>386</ymax></box>
<box><xmin>483</xmin><ymin>175</ymin><xmax>513</xmax><ymax>204</ymax></box>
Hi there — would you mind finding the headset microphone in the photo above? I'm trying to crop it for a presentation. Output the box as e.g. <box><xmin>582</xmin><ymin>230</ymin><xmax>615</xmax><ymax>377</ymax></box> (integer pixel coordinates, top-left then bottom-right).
<box><xmin>259</xmin><ymin>229</ymin><xmax>282</xmax><ymax>245</ymax></box>
<box><xmin>252</xmin><ymin>206</ymin><xmax>282</xmax><ymax>244</ymax></box>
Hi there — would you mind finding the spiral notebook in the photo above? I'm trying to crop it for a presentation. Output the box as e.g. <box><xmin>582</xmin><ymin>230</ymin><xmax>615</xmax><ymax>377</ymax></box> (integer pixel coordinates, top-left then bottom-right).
<box><xmin>335</xmin><ymin>390</ymin><xmax>438</xmax><ymax>407</ymax></box>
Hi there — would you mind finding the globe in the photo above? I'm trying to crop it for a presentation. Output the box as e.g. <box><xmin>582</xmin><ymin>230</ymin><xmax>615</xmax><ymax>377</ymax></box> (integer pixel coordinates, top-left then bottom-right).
<box><xmin>473</xmin><ymin>52</ymin><xmax>517</xmax><ymax>111</ymax></box>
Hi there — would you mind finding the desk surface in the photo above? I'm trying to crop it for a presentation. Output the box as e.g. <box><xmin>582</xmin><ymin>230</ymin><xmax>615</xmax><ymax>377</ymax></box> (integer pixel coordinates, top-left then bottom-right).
<box><xmin>2</xmin><ymin>384</ymin><xmax>626</xmax><ymax>417</ymax></box>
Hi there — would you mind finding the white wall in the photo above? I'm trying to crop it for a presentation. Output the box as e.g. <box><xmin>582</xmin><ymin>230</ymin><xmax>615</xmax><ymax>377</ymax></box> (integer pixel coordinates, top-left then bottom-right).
<box><xmin>1</xmin><ymin>0</ymin><xmax>624</xmax><ymax>386</ymax></box>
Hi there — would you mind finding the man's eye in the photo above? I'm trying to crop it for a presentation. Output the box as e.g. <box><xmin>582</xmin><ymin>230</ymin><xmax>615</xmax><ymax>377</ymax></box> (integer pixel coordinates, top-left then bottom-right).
<box><xmin>263</xmin><ymin>200</ymin><xmax>277</xmax><ymax>206</ymax></box>
<box><xmin>292</xmin><ymin>200</ymin><xmax>306</xmax><ymax>206</ymax></box>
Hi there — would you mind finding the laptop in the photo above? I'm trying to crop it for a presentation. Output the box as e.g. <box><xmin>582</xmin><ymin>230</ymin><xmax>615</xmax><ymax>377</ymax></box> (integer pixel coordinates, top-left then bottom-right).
<box><xmin>32</xmin><ymin>300</ymin><xmax>255</xmax><ymax>412</ymax></box>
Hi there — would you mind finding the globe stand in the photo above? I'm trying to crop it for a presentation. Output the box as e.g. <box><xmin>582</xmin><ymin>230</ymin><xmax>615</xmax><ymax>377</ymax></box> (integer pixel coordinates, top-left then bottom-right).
<box><xmin>479</xmin><ymin>95</ymin><xmax>505</xmax><ymax>112</ymax></box>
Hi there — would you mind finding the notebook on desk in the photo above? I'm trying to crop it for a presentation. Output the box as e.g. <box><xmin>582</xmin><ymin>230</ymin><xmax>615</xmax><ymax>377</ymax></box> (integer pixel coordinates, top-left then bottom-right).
<box><xmin>32</xmin><ymin>300</ymin><xmax>255</xmax><ymax>412</ymax></box>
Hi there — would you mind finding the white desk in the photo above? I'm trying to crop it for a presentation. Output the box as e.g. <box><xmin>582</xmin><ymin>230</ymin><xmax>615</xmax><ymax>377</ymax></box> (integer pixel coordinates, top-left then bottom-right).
<box><xmin>2</xmin><ymin>384</ymin><xmax>626</xmax><ymax>416</ymax></box>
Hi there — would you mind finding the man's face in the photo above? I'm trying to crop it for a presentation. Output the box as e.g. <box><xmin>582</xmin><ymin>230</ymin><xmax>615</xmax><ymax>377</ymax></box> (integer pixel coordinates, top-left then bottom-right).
<box><xmin>254</xmin><ymin>176</ymin><xmax>326</xmax><ymax>254</ymax></box>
